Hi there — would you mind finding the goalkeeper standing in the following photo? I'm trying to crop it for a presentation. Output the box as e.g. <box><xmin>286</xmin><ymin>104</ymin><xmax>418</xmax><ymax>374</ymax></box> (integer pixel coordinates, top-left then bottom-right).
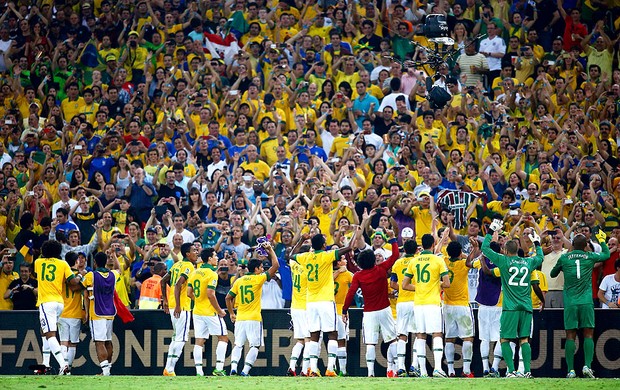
<box><xmin>550</xmin><ymin>231</ymin><xmax>610</xmax><ymax>379</ymax></box>
<box><xmin>481</xmin><ymin>220</ymin><xmax>544</xmax><ymax>378</ymax></box>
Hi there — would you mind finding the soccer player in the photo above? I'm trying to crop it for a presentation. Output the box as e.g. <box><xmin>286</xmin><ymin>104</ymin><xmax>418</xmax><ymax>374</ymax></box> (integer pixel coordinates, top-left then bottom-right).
<box><xmin>82</xmin><ymin>251</ymin><xmax>120</xmax><ymax>376</ymax></box>
<box><xmin>287</xmin><ymin>254</ymin><xmax>310</xmax><ymax>376</ymax></box>
<box><xmin>551</xmin><ymin>231</ymin><xmax>610</xmax><ymax>378</ymax></box>
<box><xmin>402</xmin><ymin>233</ymin><xmax>450</xmax><ymax>378</ymax></box>
<box><xmin>187</xmin><ymin>248</ymin><xmax>228</xmax><ymax>376</ymax></box>
<box><xmin>161</xmin><ymin>243</ymin><xmax>198</xmax><ymax>376</ymax></box>
<box><xmin>59</xmin><ymin>252</ymin><xmax>84</xmax><ymax>374</ymax></box>
<box><xmin>292</xmin><ymin>229</ymin><xmax>359</xmax><ymax>377</ymax></box>
<box><xmin>34</xmin><ymin>240</ymin><xmax>83</xmax><ymax>375</ymax></box>
<box><xmin>390</xmin><ymin>240</ymin><xmax>419</xmax><ymax>377</ymax></box>
<box><xmin>226</xmin><ymin>242</ymin><xmax>280</xmax><ymax>376</ymax></box>
<box><xmin>481</xmin><ymin>220</ymin><xmax>543</xmax><ymax>378</ymax></box>
<box><xmin>343</xmin><ymin>230</ymin><xmax>399</xmax><ymax>377</ymax></box>
<box><xmin>443</xmin><ymin>241</ymin><xmax>475</xmax><ymax>377</ymax></box>
<box><xmin>333</xmin><ymin>255</ymin><xmax>353</xmax><ymax>376</ymax></box>
<box><xmin>471</xmin><ymin>238</ymin><xmax>503</xmax><ymax>377</ymax></box>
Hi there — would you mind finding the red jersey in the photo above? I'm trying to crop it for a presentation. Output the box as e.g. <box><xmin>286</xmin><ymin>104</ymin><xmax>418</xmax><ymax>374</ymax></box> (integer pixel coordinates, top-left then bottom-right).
<box><xmin>343</xmin><ymin>239</ymin><xmax>399</xmax><ymax>313</ymax></box>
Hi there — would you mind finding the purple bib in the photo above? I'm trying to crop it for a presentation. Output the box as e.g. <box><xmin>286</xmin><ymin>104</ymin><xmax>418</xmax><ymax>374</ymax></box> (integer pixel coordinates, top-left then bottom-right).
<box><xmin>93</xmin><ymin>271</ymin><xmax>116</xmax><ymax>317</ymax></box>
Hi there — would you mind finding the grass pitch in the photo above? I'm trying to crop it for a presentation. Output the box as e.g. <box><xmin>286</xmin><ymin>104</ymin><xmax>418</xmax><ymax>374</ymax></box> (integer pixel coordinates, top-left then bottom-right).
<box><xmin>0</xmin><ymin>376</ymin><xmax>618</xmax><ymax>390</ymax></box>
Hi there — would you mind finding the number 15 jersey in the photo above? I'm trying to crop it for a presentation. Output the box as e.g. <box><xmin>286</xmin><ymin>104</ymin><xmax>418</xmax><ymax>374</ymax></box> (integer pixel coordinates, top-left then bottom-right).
<box><xmin>229</xmin><ymin>273</ymin><xmax>269</xmax><ymax>321</ymax></box>
<box><xmin>294</xmin><ymin>249</ymin><xmax>339</xmax><ymax>303</ymax></box>
<box><xmin>404</xmin><ymin>250</ymin><xmax>448</xmax><ymax>306</ymax></box>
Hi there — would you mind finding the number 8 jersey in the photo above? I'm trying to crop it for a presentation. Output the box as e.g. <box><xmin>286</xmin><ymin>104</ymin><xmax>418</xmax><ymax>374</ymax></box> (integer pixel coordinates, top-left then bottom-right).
<box><xmin>404</xmin><ymin>250</ymin><xmax>449</xmax><ymax>306</ymax></box>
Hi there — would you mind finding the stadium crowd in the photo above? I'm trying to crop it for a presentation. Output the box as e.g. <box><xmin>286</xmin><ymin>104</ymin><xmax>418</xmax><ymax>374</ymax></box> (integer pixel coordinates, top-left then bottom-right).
<box><xmin>0</xmin><ymin>0</ymin><xmax>620</xmax><ymax>380</ymax></box>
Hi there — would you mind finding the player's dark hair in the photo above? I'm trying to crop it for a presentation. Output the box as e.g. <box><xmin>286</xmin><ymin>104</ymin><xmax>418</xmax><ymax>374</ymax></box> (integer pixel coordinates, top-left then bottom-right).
<box><xmin>41</xmin><ymin>240</ymin><xmax>63</xmax><ymax>259</ymax></box>
<box><xmin>248</xmin><ymin>258</ymin><xmax>262</xmax><ymax>273</ymax></box>
<box><xmin>572</xmin><ymin>234</ymin><xmax>587</xmax><ymax>250</ymax></box>
<box><xmin>65</xmin><ymin>251</ymin><xmax>78</xmax><ymax>267</ymax></box>
<box><xmin>404</xmin><ymin>240</ymin><xmax>417</xmax><ymax>255</ymax></box>
<box><xmin>421</xmin><ymin>234</ymin><xmax>434</xmax><ymax>250</ymax></box>
<box><xmin>615</xmin><ymin>259</ymin><xmax>620</xmax><ymax>270</ymax></box>
<box><xmin>489</xmin><ymin>241</ymin><xmax>501</xmax><ymax>253</ymax></box>
<box><xmin>505</xmin><ymin>240</ymin><xmax>518</xmax><ymax>255</ymax></box>
<box><xmin>153</xmin><ymin>262</ymin><xmax>166</xmax><ymax>274</ymax></box>
<box><xmin>447</xmin><ymin>241</ymin><xmax>462</xmax><ymax>259</ymax></box>
<box><xmin>94</xmin><ymin>252</ymin><xmax>108</xmax><ymax>268</ymax></box>
<box><xmin>357</xmin><ymin>249</ymin><xmax>376</xmax><ymax>270</ymax></box>
<box><xmin>201</xmin><ymin>248</ymin><xmax>215</xmax><ymax>263</ymax></box>
<box><xmin>181</xmin><ymin>243</ymin><xmax>193</xmax><ymax>258</ymax></box>
<box><xmin>311</xmin><ymin>234</ymin><xmax>326</xmax><ymax>251</ymax></box>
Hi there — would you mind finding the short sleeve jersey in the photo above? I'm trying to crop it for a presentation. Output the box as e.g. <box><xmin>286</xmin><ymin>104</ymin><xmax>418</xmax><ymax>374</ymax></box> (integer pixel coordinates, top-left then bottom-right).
<box><xmin>35</xmin><ymin>257</ymin><xmax>75</xmax><ymax>304</ymax></box>
<box><xmin>168</xmin><ymin>260</ymin><xmax>195</xmax><ymax>311</ymax></box>
<box><xmin>290</xmin><ymin>261</ymin><xmax>307</xmax><ymax>310</ymax></box>
<box><xmin>392</xmin><ymin>256</ymin><xmax>415</xmax><ymax>303</ymax></box>
<box><xmin>188</xmin><ymin>264</ymin><xmax>219</xmax><ymax>316</ymax></box>
<box><xmin>404</xmin><ymin>251</ymin><xmax>449</xmax><ymax>306</ymax></box>
<box><xmin>334</xmin><ymin>270</ymin><xmax>353</xmax><ymax>315</ymax></box>
<box><xmin>444</xmin><ymin>258</ymin><xmax>470</xmax><ymax>306</ymax></box>
<box><xmin>61</xmin><ymin>269</ymin><xmax>83</xmax><ymax>319</ymax></box>
<box><xmin>228</xmin><ymin>272</ymin><xmax>269</xmax><ymax>321</ymax></box>
<box><xmin>551</xmin><ymin>246</ymin><xmax>610</xmax><ymax>306</ymax></box>
<box><xmin>294</xmin><ymin>249</ymin><xmax>339</xmax><ymax>303</ymax></box>
<box><xmin>482</xmin><ymin>234</ymin><xmax>544</xmax><ymax>311</ymax></box>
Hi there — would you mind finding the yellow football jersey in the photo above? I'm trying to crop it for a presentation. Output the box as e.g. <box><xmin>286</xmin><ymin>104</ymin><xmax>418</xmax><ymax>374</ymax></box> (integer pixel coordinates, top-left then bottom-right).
<box><xmin>334</xmin><ymin>270</ymin><xmax>353</xmax><ymax>315</ymax></box>
<box><xmin>82</xmin><ymin>269</ymin><xmax>119</xmax><ymax>321</ymax></box>
<box><xmin>290</xmin><ymin>261</ymin><xmax>307</xmax><ymax>310</ymax></box>
<box><xmin>61</xmin><ymin>270</ymin><xmax>84</xmax><ymax>319</ymax></box>
<box><xmin>530</xmin><ymin>270</ymin><xmax>548</xmax><ymax>310</ymax></box>
<box><xmin>404</xmin><ymin>251</ymin><xmax>448</xmax><ymax>306</ymax></box>
<box><xmin>35</xmin><ymin>257</ymin><xmax>76</xmax><ymax>304</ymax></box>
<box><xmin>294</xmin><ymin>250</ymin><xmax>339</xmax><ymax>303</ymax></box>
<box><xmin>392</xmin><ymin>256</ymin><xmax>415</xmax><ymax>303</ymax></box>
<box><xmin>167</xmin><ymin>260</ymin><xmax>195</xmax><ymax>311</ymax></box>
<box><xmin>444</xmin><ymin>258</ymin><xmax>470</xmax><ymax>306</ymax></box>
<box><xmin>188</xmin><ymin>264</ymin><xmax>219</xmax><ymax>316</ymax></box>
<box><xmin>229</xmin><ymin>273</ymin><xmax>269</xmax><ymax>321</ymax></box>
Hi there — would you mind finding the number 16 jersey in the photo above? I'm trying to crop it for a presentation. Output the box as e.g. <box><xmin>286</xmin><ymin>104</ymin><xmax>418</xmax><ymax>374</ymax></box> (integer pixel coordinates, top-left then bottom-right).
<box><xmin>404</xmin><ymin>250</ymin><xmax>449</xmax><ymax>306</ymax></box>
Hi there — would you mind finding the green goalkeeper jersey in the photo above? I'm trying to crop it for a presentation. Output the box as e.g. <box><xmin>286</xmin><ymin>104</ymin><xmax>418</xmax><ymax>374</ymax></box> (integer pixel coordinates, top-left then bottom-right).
<box><xmin>481</xmin><ymin>234</ymin><xmax>544</xmax><ymax>312</ymax></box>
<box><xmin>550</xmin><ymin>243</ymin><xmax>610</xmax><ymax>306</ymax></box>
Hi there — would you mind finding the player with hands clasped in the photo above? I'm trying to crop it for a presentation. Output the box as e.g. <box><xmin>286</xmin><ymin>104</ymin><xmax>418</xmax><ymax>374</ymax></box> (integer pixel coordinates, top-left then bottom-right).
<box><xmin>551</xmin><ymin>230</ymin><xmax>610</xmax><ymax>379</ymax></box>
<box><xmin>160</xmin><ymin>243</ymin><xmax>198</xmax><ymax>376</ymax></box>
<box><xmin>481</xmin><ymin>219</ymin><xmax>544</xmax><ymax>378</ymax></box>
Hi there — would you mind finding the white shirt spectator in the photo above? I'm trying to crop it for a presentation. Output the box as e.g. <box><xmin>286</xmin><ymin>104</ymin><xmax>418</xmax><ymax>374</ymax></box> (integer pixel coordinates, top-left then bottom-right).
<box><xmin>479</xmin><ymin>35</ymin><xmax>506</xmax><ymax>71</ymax></box>
<box><xmin>261</xmin><ymin>277</ymin><xmax>285</xmax><ymax>309</ymax></box>
<box><xmin>598</xmin><ymin>273</ymin><xmax>620</xmax><ymax>309</ymax></box>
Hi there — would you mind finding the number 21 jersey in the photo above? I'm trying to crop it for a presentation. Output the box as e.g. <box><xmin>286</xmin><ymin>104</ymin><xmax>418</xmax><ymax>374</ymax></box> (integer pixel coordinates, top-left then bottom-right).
<box><xmin>294</xmin><ymin>250</ymin><xmax>339</xmax><ymax>303</ymax></box>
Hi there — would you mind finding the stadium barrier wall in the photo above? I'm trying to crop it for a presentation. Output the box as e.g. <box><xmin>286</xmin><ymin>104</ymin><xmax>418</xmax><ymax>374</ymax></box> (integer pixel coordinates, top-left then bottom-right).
<box><xmin>0</xmin><ymin>308</ymin><xmax>619</xmax><ymax>377</ymax></box>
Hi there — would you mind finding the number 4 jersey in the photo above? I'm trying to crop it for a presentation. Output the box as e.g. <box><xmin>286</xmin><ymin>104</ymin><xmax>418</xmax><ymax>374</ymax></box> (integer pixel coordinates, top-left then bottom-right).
<box><xmin>404</xmin><ymin>250</ymin><xmax>449</xmax><ymax>306</ymax></box>
<box><xmin>481</xmin><ymin>234</ymin><xmax>544</xmax><ymax>311</ymax></box>
<box><xmin>229</xmin><ymin>273</ymin><xmax>270</xmax><ymax>321</ymax></box>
